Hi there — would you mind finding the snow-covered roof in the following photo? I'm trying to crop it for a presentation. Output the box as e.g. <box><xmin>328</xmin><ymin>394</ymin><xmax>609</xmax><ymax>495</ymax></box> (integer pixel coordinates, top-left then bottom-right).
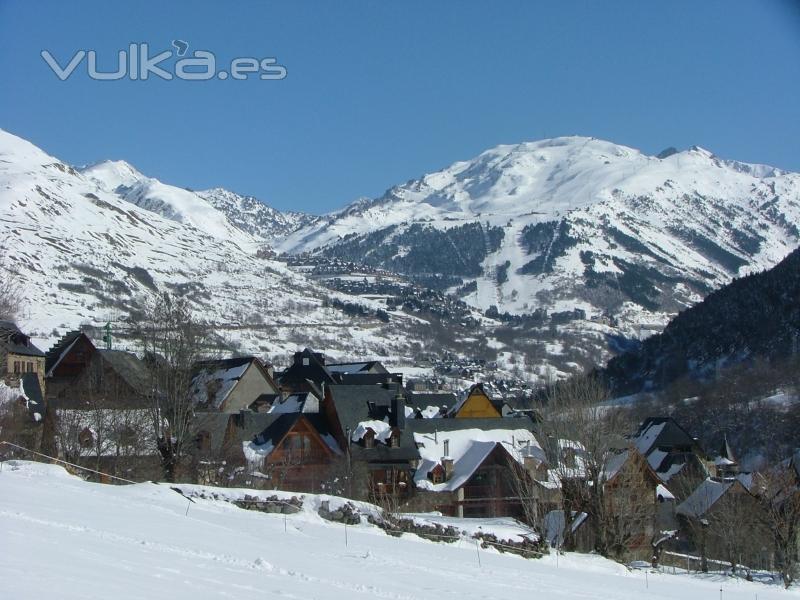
<box><xmin>190</xmin><ymin>358</ymin><xmax>252</xmax><ymax>410</ymax></box>
<box><xmin>413</xmin><ymin>428</ymin><xmax>542</xmax><ymax>492</ymax></box>
<box><xmin>268</xmin><ymin>393</ymin><xmax>319</xmax><ymax>414</ymax></box>
<box><xmin>0</xmin><ymin>379</ymin><xmax>26</xmax><ymax>407</ymax></box>
<box><xmin>351</xmin><ymin>419</ymin><xmax>393</xmax><ymax>444</ymax></box>
<box><xmin>634</xmin><ymin>421</ymin><xmax>666</xmax><ymax>455</ymax></box>
<box><xmin>656</xmin><ymin>484</ymin><xmax>675</xmax><ymax>501</ymax></box>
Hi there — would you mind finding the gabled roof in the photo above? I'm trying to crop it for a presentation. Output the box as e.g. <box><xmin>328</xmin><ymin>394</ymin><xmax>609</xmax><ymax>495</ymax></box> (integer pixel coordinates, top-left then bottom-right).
<box><xmin>242</xmin><ymin>413</ymin><xmax>342</xmax><ymax>462</ymax></box>
<box><xmin>268</xmin><ymin>392</ymin><xmax>319</xmax><ymax>414</ymax></box>
<box><xmin>413</xmin><ymin>426</ymin><xmax>542</xmax><ymax>492</ymax></box>
<box><xmin>680</xmin><ymin>480</ymin><xmax>729</xmax><ymax>518</ymax></box>
<box><xmin>189</xmin><ymin>356</ymin><xmax>270</xmax><ymax>410</ymax></box>
<box><xmin>45</xmin><ymin>331</ymin><xmax>90</xmax><ymax>375</ymax></box>
<box><xmin>447</xmin><ymin>383</ymin><xmax>507</xmax><ymax>417</ymax></box>
<box><xmin>0</xmin><ymin>321</ymin><xmax>45</xmax><ymax>358</ymax></box>
<box><xmin>279</xmin><ymin>348</ymin><xmax>337</xmax><ymax>387</ymax></box>
<box><xmin>633</xmin><ymin>417</ymin><xmax>699</xmax><ymax>456</ymax></box>
<box><xmin>191</xmin><ymin>412</ymin><xmax>235</xmax><ymax>456</ymax></box>
<box><xmin>326</xmin><ymin>360</ymin><xmax>388</xmax><ymax>375</ymax></box>
<box><xmin>676</xmin><ymin>478</ymin><xmax>743</xmax><ymax>519</ymax></box>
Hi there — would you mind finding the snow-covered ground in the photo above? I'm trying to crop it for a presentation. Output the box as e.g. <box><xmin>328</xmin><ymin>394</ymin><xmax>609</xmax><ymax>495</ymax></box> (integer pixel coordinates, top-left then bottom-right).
<box><xmin>1</xmin><ymin>460</ymin><xmax>796</xmax><ymax>600</ymax></box>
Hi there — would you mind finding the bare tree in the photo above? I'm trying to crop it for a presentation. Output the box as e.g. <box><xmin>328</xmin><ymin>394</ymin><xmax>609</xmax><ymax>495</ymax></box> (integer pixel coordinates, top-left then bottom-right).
<box><xmin>132</xmin><ymin>293</ymin><xmax>209</xmax><ymax>482</ymax></box>
<box><xmin>759</xmin><ymin>463</ymin><xmax>800</xmax><ymax>588</ymax></box>
<box><xmin>0</xmin><ymin>247</ymin><xmax>22</xmax><ymax>323</ymax></box>
<box><xmin>537</xmin><ymin>375</ymin><xmax>636</xmax><ymax>558</ymax></box>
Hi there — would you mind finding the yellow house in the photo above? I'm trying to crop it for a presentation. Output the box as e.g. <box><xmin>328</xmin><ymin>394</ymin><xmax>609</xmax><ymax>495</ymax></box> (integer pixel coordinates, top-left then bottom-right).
<box><xmin>1</xmin><ymin>321</ymin><xmax>46</xmax><ymax>395</ymax></box>
<box><xmin>449</xmin><ymin>383</ymin><xmax>505</xmax><ymax>418</ymax></box>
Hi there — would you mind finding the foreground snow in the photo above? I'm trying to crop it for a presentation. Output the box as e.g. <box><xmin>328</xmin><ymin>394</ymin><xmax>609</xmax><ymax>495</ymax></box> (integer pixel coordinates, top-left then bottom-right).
<box><xmin>1</xmin><ymin>461</ymin><xmax>795</xmax><ymax>600</ymax></box>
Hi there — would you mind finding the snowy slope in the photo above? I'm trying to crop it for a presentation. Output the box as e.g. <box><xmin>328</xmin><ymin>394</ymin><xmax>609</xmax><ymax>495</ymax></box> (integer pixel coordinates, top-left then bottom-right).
<box><xmin>81</xmin><ymin>160</ymin><xmax>252</xmax><ymax>242</ymax></box>
<box><xmin>2</xmin><ymin>460</ymin><xmax>795</xmax><ymax>600</ymax></box>
<box><xmin>0</xmin><ymin>129</ymin><xmax>416</xmax><ymax>361</ymax></box>
<box><xmin>280</xmin><ymin>137</ymin><xmax>800</xmax><ymax>322</ymax></box>
<box><xmin>198</xmin><ymin>187</ymin><xmax>319</xmax><ymax>240</ymax></box>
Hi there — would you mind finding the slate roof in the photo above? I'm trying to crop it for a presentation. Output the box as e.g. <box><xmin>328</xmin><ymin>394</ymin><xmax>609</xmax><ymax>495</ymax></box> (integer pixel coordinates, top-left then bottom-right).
<box><xmin>21</xmin><ymin>373</ymin><xmax>45</xmax><ymax>422</ymax></box>
<box><xmin>326</xmin><ymin>361</ymin><xmax>388</xmax><ymax>374</ymax></box>
<box><xmin>329</xmin><ymin>384</ymin><xmax>419</xmax><ymax>463</ymax></box>
<box><xmin>0</xmin><ymin>321</ymin><xmax>45</xmax><ymax>358</ymax></box>
<box><xmin>676</xmin><ymin>478</ymin><xmax>741</xmax><ymax>519</ymax></box>
<box><xmin>192</xmin><ymin>412</ymin><xmax>235</xmax><ymax>456</ymax></box>
<box><xmin>189</xmin><ymin>357</ymin><xmax>257</xmax><ymax>410</ymax></box>
<box><xmin>334</xmin><ymin>372</ymin><xmax>402</xmax><ymax>386</ymax></box>
<box><xmin>633</xmin><ymin>417</ymin><xmax>699</xmax><ymax>455</ymax></box>
<box><xmin>97</xmin><ymin>349</ymin><xmax>152</xmax><ymax>397</ymax></box>
<box><xmin>278</xmin><ymin>348</ymin><xmax>338</xmax><ymax>388</ymax></box>
<box><xmin>405</xmin><ymin>392</ymin><xmax>457</xmax><ymax>411</ymax></box>
<box><xmin>328</xmin><ymin>383</ymin><xmax>403</xmax><ymax>432</ymax></box>
<box><xmin>268</xmin><ymin>392</ymin><xmax>319</xmax><ymax>414</ymax></box>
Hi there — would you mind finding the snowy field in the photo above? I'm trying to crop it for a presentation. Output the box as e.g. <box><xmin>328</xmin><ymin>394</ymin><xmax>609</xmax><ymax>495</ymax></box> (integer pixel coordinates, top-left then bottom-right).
<box><xmin>1</xmin><ymin>460</ymin><xmax>796</xmax><ymax>600</ymax></box>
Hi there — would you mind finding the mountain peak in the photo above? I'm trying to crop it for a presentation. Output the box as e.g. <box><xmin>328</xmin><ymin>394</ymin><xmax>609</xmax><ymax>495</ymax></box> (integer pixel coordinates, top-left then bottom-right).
<box><xmin>80</xmin><ymin>160</ymin><xmax>146</xmax><ymax>191</ymax></box>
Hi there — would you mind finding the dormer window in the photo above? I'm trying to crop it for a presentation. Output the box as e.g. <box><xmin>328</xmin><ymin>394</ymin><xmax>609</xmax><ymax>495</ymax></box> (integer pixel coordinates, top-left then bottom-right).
<box><xmin>364</xmin><ymin>430</ymin><xmax>376</xmax><ymax>449</ymax></box>
<box><xmin>389</xmin><ymin>429</ymin><xmax>400</xmax><ymax>448</ymax></box>
<box><xmin>428</xmin><ymin>464</ymin><xmax>445</xmax><ymax>484</ymax></box>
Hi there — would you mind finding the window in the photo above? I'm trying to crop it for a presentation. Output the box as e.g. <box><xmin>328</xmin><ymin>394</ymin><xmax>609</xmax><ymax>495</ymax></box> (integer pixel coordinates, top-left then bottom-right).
<box><xmin>282</xmin><ymin>433</ymin><xmax>313</xmax><ymax>461</ymax></box>
<box><xmin>13</xmin><ymin>361</ymin><xmax>21</xmax><ymax>373</ymax></box>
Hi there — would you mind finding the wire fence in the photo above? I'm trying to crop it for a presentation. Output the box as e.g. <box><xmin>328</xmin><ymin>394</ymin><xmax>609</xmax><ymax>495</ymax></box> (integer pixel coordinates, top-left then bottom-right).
<box><xmin>0</xmin><ymin>440</ymin><xmax>139</xmax><ymax>484</ymax></box>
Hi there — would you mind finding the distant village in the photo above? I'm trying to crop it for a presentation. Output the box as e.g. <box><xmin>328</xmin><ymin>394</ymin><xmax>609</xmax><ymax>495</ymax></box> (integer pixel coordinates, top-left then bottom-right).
<box><xmin>1</xmin><ymin>318</ymin><xmax>798</xmax><ymax>581</ymax></box>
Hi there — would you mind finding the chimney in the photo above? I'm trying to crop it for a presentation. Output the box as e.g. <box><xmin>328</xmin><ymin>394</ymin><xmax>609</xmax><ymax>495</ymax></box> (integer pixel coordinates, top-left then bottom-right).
<box><xmin>391</xmin><ymin>387</ymin><xmax>406</xmax><ymax>430</ymax></box>
<box><xmin>442</xmin><ymin>439</ymin><xmax>454</xmax><ymax>480</ymax></box>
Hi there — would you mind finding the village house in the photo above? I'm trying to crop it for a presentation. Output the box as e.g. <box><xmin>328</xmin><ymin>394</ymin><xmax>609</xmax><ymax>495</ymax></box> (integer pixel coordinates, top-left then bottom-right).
<box><xmin>631</xmin><ymin>416</ymin><xmax>710</xmax><ymax>500</ymax></box>
<box><xmin>408</xmin><ymin>419</ymin><xmax>544</xmax><ymax>519</ymax></box>
<box><xmin>0</xmin><ymin>322</ymin><xmax>47</xmax><ymax>453</ymax></box>
<box><xmin>676</xmin><ymin>476</ymin><xmax>770</xmax><ymax>570</ymax></box>
<box><xmin>43</xmin><ymin>331</ymin><xmax>158</xmax><ymax>479</ymax></box>
<box><xmin>327</xmin><ymin>383</ymin><xmax>418</xmax><ymax>501</ymax></box>
<box><xmin>276</xmin><ymin>348</ymin><xmax>400</xmax><ymax>395</ymax></box>
<box><xmin>277</xmin><ymin>348</ymin><xmax>339</xmax><ymax>395</ymax></box>
<box><xmin>1</xmin><ymin>320</ymin><xmax>46</xmax><ymax>395</ymax></box>
<box><xmin>45</xmin><ymin>331</ymin><xmax>151</xmax><ymax>408</ymax></box>
<box><xmin>447</xmin><ymin>383</ymin><xmax>513</xmax><ymax>418</ymax></box>
<box><xmin>189</xmin><ymin>356</ymin><xmax>279</xmax><ymax>413</ymax></box>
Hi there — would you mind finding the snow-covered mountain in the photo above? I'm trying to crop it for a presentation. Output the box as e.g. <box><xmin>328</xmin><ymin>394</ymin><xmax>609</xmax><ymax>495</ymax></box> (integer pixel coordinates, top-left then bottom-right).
<box><xmin>0</xmin><ymin>129</ymin><xmax>419</xmax><ymax>362</ymax></box>
<box><xmin>281</xmin><ymin>137</ymin><xmax>800</xmax><ymax>329</ymax></box>
<box><xmin>5</xmin><ymin>128</ymin><xmax>799</xmax><ymax>382</ymax></box>
<box><xmin>197</xmin><ymin>187</ymin><xmax>319</xmax><ymax>240</ymax></box>
<box><xmin>80</xmin><ymin>161</ymin><xmax>318</xmax><ymax>242</ymax></box>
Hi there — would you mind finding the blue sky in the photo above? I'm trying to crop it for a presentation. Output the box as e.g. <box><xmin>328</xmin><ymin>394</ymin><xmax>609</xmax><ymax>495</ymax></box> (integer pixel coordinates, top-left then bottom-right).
<box><xmin>1</xmin><ymin>1</ymin><xmax>798</xmax><ymax>214</ymax></box>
